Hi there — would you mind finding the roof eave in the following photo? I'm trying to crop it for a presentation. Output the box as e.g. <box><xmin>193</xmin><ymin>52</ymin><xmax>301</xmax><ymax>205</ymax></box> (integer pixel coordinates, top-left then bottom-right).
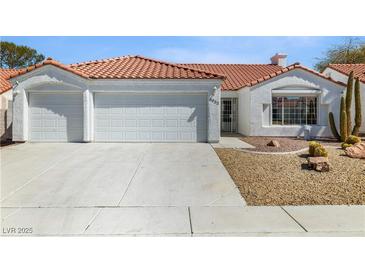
<box><xmin>247</xmin><ymin>65</ymin><xmax>347</xmax><ymax>88</ymax></box>
<box><xmin>326</xmin><ymin>65</ymin><xmax>365</xmax><ymax>84</ymax></box>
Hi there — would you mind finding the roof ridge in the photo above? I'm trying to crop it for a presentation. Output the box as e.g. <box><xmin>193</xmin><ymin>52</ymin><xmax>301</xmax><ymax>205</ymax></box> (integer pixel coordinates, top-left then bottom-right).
<box><xmin>0</xmin><ymin>68</ymin><xmax>21</xmax><ymax>71</ymax></box>
<box><xmin>179</xmin><ymin>63</ymin><xmax>279</xmax><ymax>66</ymax></box>
<box><xmin>70</xmin><ymin>55</ymin><xmax>225</xmax><ymax>79</ymax></box>
<box><xmin>70</xmin><ymin>55</ymin><xmax>135</xmax><ymax>67</ymax></box>
<box><xmin>134</xmin><ymin>56</ymin><xmax>226</xmax><ymax>78</ymax></box>
<box><xmin>5</xmin><ymin>57</ymin><xmax>90</xmax><ymax>80</ymax></box>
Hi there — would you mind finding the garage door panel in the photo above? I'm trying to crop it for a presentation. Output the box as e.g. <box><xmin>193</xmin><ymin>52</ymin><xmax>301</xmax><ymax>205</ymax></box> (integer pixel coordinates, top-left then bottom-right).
<box><xmin>29</xmin><ymin>93</ymin><xmax>83</xmax><ymax>142</ymax></box>
<box><xmin>94</xmin><ymin>93</ymin><xmax>207</xmax><ymax>142</ymax></box>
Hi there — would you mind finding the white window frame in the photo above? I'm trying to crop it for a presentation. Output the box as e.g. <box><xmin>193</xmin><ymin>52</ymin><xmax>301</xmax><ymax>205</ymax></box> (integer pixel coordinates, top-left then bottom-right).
<box><xmin>270</xmin><ymin>94</ymin><xmax>319</xmax><ymax>126</ymax></box>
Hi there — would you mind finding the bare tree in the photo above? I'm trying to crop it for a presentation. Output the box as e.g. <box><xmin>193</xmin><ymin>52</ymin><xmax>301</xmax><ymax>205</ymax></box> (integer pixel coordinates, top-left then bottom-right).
<box><xmin>315</xmin><ymin>38</ymin><xmax>365</xmax><ymax>71</ymax></box>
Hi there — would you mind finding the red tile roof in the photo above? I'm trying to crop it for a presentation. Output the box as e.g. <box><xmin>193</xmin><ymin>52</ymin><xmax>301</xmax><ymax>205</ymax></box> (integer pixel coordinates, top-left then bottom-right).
<box><xmin>6</xmin><ymin>57</ymin><xmax>90</xmax><ymax>80</ymax></box>
<box><xmin>246</xmin><ymin>63</ymin><xmax>346</xmax><ymax>87</ymax></box>
<box><xmin>3</xmin><ymin>56</ymin><xmax>346</xmax><ymax>93</ymax></box>
<box><xmin>182</xmin><ymin>63</ymin><xmax>346</xmax><ymax>90</ymax></box>
<box><xmin>327</xmin><ymin>63</ymin><xmax>365</xmax><ymax>83</ymax></box>
<box><xmin>69</xmin><ymin>55</ymin><xmax>225</xmax><ymax>80</ymax></box>
<box><xmin>0</xmin><ymin>68</ymin><xmax>20</xmax><ymax>94</ymax></box>
<box><xmin>6</xmin><ymin>56</ymin><xmax>225</xmax><ymax>82</ymax></box>
<box><xmin>180</xmin><ymin>64</ymin><xmax>282</xmax><ymax>91</ymax></box>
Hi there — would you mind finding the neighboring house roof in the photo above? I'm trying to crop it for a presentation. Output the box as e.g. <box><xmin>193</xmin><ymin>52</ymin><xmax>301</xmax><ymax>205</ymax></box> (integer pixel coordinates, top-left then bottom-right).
<box><xmin>179</xmin><ymin>64</ymin><xmax>282</xmax><ymax>91</ymax></box>
<box><xmin>6</xmin><ymin>56</ymin><xmax>225</xmax><ymax>81</ymax></box>
<box><xmin>182</xmin><ymin>63</ymin><xmax>346</xmax><ymax>90</ymax></box>
<box><xmin>0</xmin><ymin>68</ymin><xmax>20</xmax><ymax>94</ymax></box>
<box><xmin>326</xmin><ymin>63</ymin><xmax>365</xmax><ymax>84</ymax></box>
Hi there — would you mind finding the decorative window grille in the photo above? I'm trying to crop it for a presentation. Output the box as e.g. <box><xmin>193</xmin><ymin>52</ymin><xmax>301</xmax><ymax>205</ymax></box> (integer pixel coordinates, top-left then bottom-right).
<box><xmin>221</xmin><ymin>98</ymin><xmax>238</xmax><ymax>132</ymax></box>
<box><xmin>272</xmin><ymin>96</ymin><xmax>317</xmax><ymax>125</ymax></box>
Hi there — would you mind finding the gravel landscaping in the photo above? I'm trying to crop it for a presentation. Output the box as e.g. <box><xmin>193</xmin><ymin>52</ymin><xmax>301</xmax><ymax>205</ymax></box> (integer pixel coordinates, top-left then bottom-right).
<box><xmin>215</xmin><ymin>147</ymin><xmax>365</xmax><ymax>206</ymax></box>
<box><xmin>240</xmin><ymin>136</ymin><xmax>341</xmax><ymax>152</ymax></box>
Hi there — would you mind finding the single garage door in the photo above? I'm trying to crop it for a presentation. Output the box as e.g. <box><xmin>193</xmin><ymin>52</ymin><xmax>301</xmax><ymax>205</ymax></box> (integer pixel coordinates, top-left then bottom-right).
<box><xmin>94</xmin><ymin>93</ymin><xmax>207</xmax><ymax>142</ymax></box>
<box><xmin>29</xmin><ymin>93</ymin><xmax>83</xmax><ymax>142</ymax></box>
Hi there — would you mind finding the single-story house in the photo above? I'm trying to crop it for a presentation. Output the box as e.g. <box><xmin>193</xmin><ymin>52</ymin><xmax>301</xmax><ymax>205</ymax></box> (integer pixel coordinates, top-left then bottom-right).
<box><xmin>0</xmin><ymin>68</ymin><xmax>19</xmax><ymax>141</ymax></box>
<box><xmin>323</xmin><ymin>63</ymin><xmax>365</xmax><ymax>134</ymax></box>
<box><xmin>6</xmin><ymin>54</ymin><xmax>350</xmax><ymax>143</ymax></box>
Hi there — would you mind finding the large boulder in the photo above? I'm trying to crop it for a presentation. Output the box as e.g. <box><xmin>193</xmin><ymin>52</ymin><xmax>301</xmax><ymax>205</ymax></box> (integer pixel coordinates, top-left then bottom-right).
<box><xmin>267</xmin><ymin>140</ymin><xmax>280</xmax><ymax>147</ymax></box>
<box><xmin>307</xmin><ymin>157</ymin><xmax>330</xmax><ymax>172</ymax></box>
<box><xmin>345</xmin><ymin>142</ymin><xmax>365</xmax><ymax>159</ymax></box>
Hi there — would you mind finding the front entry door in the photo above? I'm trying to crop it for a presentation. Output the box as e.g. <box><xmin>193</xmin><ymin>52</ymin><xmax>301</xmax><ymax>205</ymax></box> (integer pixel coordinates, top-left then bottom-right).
<box><xmin>221</xmin><ymin>98</ymin><xmax>238</xmax><ymax>132</ymax></box>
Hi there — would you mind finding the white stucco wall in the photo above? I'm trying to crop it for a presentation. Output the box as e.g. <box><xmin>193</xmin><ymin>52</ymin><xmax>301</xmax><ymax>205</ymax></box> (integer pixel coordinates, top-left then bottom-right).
<box><xmin>244</xmin><ymin>69</ymin><xmax>345</xmax><ymax>137</ymax></box>
<box><xmin>323</xmin><ymin>67</ymin><xmax>365</xmax><ymax>133</ymax></box>
<box><xmin>11</xmin><ymin>65</ymin><xmax>222</xmax><ymax>143</ymax></box>
<box><xmin>0</xmin><ymin>89</ymin><xmax>13</xmax><ymax>140</ymax></box>
<box><xmin>238</xmin><ymin>87</ymin><xmax>250</xmax><ymax>135</ymax></box>
<box><xmin>221</xmin><ymin>91</ymin><xmax>238</xmax><ymax>98</ymax></box>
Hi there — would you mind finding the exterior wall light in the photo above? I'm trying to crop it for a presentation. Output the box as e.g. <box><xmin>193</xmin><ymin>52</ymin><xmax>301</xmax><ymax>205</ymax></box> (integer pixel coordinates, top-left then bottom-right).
<box><xmin>212</xmin><ymin>86</ymin><xmax>218</xmax><ymax>96</ymax></box>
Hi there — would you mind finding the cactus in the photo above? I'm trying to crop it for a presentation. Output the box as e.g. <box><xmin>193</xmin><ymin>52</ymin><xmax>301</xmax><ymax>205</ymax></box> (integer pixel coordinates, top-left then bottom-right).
<box><xmin>328</xmin><ymin>71</ymin><xmax>362</xmax><ymax>141</ymax></box>
<box><xmin>328</xmin><ymin>112</ymin><xmax>341</xmax><ymax>141</ymax></box>
<box><xmin>352</xmin><ymin>77</ymin><xmax>362</xmax><ymax>136</ymax></box>
<box><xmin>309</xmin><ymin>141</ymin><xmax>322</xmax><ymax>156</ymax></box>
<box><xmin>328</xmin><ymin>96</ymin><xmax>347</xmax><ymax>141</ymax></box>
<box><xmin>346</xmin><ymin>135</ymin><xmax>361</xmax><ymax>144</ymax></box>
<box><xmin>345</xmin><ymin>71</ymin><xmax>354</xmax><ymax>136</ymax></box>
<box><xmin>313</xmin><ymin>146</ymin><xmax>328</xmax><ymax>157</ymax></box>
<box><xmin>308</xmin><ymin>141</ymin><xmax>328</xmax><ymax>157</ymax></box>
<box><xmin>340</xmin><ymin>109</ymin><xmax>348</xmax><ymax>142</ymax></box>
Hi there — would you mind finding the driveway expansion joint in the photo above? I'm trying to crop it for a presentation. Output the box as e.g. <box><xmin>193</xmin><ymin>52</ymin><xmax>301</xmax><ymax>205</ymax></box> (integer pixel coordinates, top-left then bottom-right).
<box><xmin>188</xmin><ymin>207</ymin><xmax>193</xmax><ymax>236</ymax></box>
<box><xmin>280</xmin><ymin>206</ymin><xmax>308</xmax><ymax>232</ymax></box>
<box><xmin>116</xmin><ymin>144</ymin><xmax>150</xmax><ymax>206</ymax></box>
<box><xmin>83</xmin><ymin>208</ymin><xmax>103</xmax><ymax>233</ymax></box>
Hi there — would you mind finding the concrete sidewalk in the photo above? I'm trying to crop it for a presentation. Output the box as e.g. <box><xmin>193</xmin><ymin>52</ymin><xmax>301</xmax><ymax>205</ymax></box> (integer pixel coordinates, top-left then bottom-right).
<box><xmin>211</xmin><ymin>137</ymin><xmax>255</xmax><ymax>149</ymax></box>
<box><xmin>1</xmin><ymin>205</ymin><xmax>364</xmax><ymax>236</ymax></box>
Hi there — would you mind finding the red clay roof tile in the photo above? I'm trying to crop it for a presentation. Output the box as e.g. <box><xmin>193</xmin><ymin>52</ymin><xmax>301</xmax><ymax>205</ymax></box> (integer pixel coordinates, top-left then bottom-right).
<box><xmin>182</xmin><ymin>63</ymin><xmax>346</xmax><ymax>90</ymax></box>
<box><xmin>179</xmin><ymin>63</ymin><xmax>283</xmax><ymax>90</ymax></box>
<box><xmin>327</xmin><ymin>63</ymin><xmax>365</xmax><ymax>83</ymax></box>
<box><xmin>0</xmin><ymin>68</ymin><xmax>20</xmax><ymax>94</ymax></box>
<box><xmin>70</xmin><ymin>55</ymin><xmax>225</xmax><ymax>80</ymax></box>
<box><xmin>245</xmin><ymin>63</ymin><xmax>347</xmax><ymax>87</ymax></box>
<box><xmin>2</xmin><ymin>56</ymin><xmax>347</xmax><ymax>94</ymax></box>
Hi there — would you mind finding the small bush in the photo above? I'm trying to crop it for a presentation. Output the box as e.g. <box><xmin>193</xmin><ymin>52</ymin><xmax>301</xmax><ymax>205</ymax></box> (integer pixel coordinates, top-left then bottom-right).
<box><xmin>345</xmin><ymin>135</ymin><xmax>361</xmax><ymax>145</ymax></box>
<box><xmin>313</xmin><ymin>146</ymin><xmax>328</xmax><ymax>157</ymax></box>
<box><xmin>341</xmin><ymin>143</ymin><xmax>353</xmax><ymax>149</ymax></box>
<box><xmin>309</xmin><ymin>141</ymin><xmax>322</xmax><ymax>156</ymax></box>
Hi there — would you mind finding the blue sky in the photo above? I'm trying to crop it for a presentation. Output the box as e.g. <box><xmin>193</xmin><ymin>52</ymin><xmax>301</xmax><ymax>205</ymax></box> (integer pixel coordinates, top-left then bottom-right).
<box><xmin>2</xmin><ymin>36</ymin><xmax>364</xmax><ymax>68</ymax></box>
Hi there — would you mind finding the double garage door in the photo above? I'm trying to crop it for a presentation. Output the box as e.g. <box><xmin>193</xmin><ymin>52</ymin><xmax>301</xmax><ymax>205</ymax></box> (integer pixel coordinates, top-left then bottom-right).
<box><xmin>94</xmin><ymin>93</ymin><xmax>207</xmax><ymax>142</ymax></box>
<box><xmin>29</xmin><ymin>93</ymin><xmax>207</xmax><ymax>142</ymax></box>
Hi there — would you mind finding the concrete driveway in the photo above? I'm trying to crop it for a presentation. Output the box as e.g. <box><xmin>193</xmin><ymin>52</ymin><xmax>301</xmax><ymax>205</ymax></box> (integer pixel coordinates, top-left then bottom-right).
<box><xmin>1</xmin><ymin>143</ymin><xmax>244</xmax><ymax>207</ymax></box>
<box><xmin>1</xmin><ymin>143</ymin><xmax>246</xmax><ymax>235</ymax></box>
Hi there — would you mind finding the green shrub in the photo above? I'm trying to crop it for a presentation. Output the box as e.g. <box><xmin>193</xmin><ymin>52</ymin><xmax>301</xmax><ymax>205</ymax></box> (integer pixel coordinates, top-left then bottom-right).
<box><xmin>341</xmin><ymin>143</ymin><xmax>353</xmax><ymax>149</ymax></box>
<box><xmin>345</xmin><ymin>135</ymin><xmax>361</xmax><ymax>145</ymax></box>
<box><xmin>309</xmin><ymin>141</ymin><xmax>322</xmax><ymax>156</ymax></box>
<box><xmin>313</xmin><ymin>146</ymin><xmax>328</xmax><ymax>157</ymax></box>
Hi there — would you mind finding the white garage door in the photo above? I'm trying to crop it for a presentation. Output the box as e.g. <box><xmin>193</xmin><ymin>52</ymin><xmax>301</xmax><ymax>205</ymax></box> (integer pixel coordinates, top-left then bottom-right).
<box><xmin>94</xmin><ymin>93</ymin><xmax>207</xmax><ymax>142</ymax></box>
<box><xmin>29</xmin><ymin>93</ymin><xmax>83</xmax><ymax>142</ymax></box>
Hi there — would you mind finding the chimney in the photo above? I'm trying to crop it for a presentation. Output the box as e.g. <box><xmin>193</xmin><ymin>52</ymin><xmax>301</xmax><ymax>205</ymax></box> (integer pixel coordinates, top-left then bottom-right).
<box><xmin>271</xmin><ymin>53</ymin><xmax>287</xmax><ymax>67</ymax></box>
